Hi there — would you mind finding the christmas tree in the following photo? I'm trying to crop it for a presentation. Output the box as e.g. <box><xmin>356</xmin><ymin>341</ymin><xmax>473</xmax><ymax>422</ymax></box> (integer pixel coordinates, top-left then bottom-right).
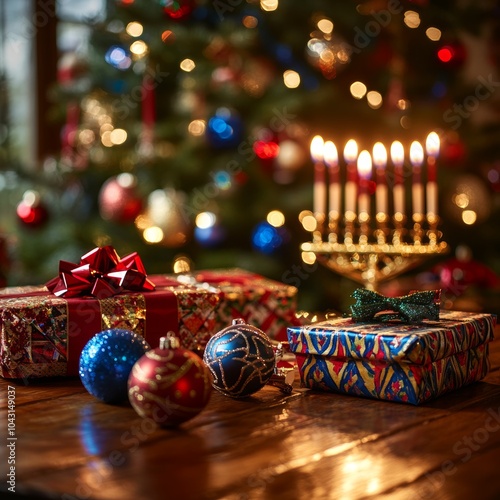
<box><xmin>4</xmin><ymin>0</ymin><xmax>500</xmax><ymax>314</ymax></box>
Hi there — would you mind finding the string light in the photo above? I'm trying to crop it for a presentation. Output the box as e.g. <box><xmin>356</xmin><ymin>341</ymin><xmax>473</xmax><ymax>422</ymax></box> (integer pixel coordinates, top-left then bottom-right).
<box><xmin>180</xmin><ymin>59</ymin><xmax>196</xmax><ymax>72</ymax></box>
<box><xmin>130</xmin><ymin>40</ymin><xmax>148</xmax><ymax>56</ymax></box>
<box><xmin>126</xmin><ymin>22</ymin><xmax>143</xmax><ymax>37</ymax></box>
<box><xmin>366</xmin><ymin>91</ymin><xmax>383</xmax><ymax>109</ymax></box>
<box><xmin>350</xmin><ymin>81</ymin><xmax>367</xmax><ymax>99</ymax></box>
<box><xmin>267</xmin><ymin>210</ymin><xmax>285</xmax><ymax>227</ymax></box>
<box><xmin>426</xmin><ymin>27</ymin><xmax>442</xmax><ymax>41</ymax></box>
<box><xmin>283</xmin><ymin>70</ymin><xmax>300</xmax><ymax>88</ymax></box>
<box><xmin>260</xmin><ymin>0</ymin><xmax>278</xmax><ymax>12</ymax></box>
<box><xmin>404</xmin><ymin>11</ymin><xmax>420</xmax><ymax>29</ymax></box>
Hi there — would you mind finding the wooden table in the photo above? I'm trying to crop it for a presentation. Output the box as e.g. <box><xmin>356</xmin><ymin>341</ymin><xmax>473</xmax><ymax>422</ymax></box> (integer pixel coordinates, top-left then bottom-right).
<box><xmin>2</xmin><ymin>333</ymin><xmax>500</xmax><ymax>500</ymax></box>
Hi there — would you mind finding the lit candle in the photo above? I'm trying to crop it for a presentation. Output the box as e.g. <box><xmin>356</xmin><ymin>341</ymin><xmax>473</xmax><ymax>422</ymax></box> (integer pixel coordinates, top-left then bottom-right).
<box><xmin>373</xmin><ymin>142</ymin><xmax>388</xmax><ymax>216</ymax></box>
<box><xmin>390</xmin><ymin>141</ymin><xmax>405</xmax><ymax>216</ymax></box>
<box><xmin>324</xmin><ymin>141</ymin><xmax>340</xmax><ymax>218</ymax></box>
<box><xmin>425</xmin><ymin>131</ymin><xmax>440</xmax><ymax>216</ymax></box>
<box><xmin>410</xmin><ymin>141</ymin><xmax>424</xmax><ymax>216</ymax></box>
<box><xmin>357</xmin><ymin>150</ymin><xmax>372</xmax><ymax>216</ymax></box>
<box><xmin>311</xmin><ymin>135</ymin><xmax>325</xmax><ymax>217</ymax></box>
<box><xmin>343</xmin><ymin>139</ymin><xmax>358</xmax><ymax>214</ymax></box>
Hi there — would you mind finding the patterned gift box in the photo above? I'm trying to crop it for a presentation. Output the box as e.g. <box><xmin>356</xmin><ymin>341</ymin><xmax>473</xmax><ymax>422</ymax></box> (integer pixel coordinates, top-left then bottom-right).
<box><xmin>0</xmin><ymin>275</ymin><xmax>219</xmax><ymax>379</ymax></box>
<box><xmin>287</xmin><ymin>311</ymin><xmax>497</xmax><ymax>405</ymax></box>
<box><xmin>189</xmin><ymin>269</ymin><xmax>299</xmax><ymax>341</ymax></box>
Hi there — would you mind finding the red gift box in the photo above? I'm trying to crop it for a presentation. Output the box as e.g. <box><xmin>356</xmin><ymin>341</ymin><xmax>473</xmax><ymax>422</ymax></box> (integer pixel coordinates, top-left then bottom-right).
<box><xmin>189</xmin><ymin>268</ymin><xmax>299</xmax><ymax>341</ymax></box>
<box><xmin>0</xmin><ymin>247</ymin><xmax>219</xmax><ymax>379</ymax></box>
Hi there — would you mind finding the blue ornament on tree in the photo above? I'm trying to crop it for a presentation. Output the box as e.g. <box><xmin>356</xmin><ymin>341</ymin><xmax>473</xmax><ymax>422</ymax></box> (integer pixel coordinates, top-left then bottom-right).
<box><xmin>206</xmin><ymin>108</ymin><xmax>243</xmax><ymax>149</ymax></box>
<box><xmin>203</xmin><ymin>319</ymin><xmax>276</xmax><ymax>398</ymax></box>
<box><xmin>79</xmin><ymin>329</ymin><xmax>150</xmax><ymax>404</ymax></box>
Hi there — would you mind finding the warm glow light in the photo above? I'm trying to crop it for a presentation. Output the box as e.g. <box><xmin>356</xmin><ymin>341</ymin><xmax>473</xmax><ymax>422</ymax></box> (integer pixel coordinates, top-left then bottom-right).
<box><xmin>343</xmin><ymin>139</ymin><xmax>358</xmax><ymax>163</ymax></box>
<box><xmin>188</xmin><ymin>119</ymin><xmax>206</xmax><ymax>136</ymax></box>
<box><xmin>260</xmin><ymin>0</ymin><xmax>278</xmax><ymax>12</ymax></box>
<box><xmin>143</xmin><ymin>226</ymin><xmax>164</xmax><ymax>243</ymax></box>
<box><xmin>426</xmin><ymin>132</ymin><xmax>440</xmax><ymax>157</ymax></box>
<box><xmin>397</xmin><ymin>99</ymin><xmax>409</xmax><ymax>110</ymax></box>
<box><xmin>267</xmin><ymin>210</ymin><xmax>285</xmax><ymax>227</ymax></box>
<box><xmin>426</xmin><ymin>27</ymin><xmax>442</xmax><ymax>41</ymax></box>
<box><xmin>195</xmin><ymin>211</ymin><xmax>216</xmax><ymax>229</ymax></box>
<box><xmin>243</xmin><ymin>15</ymin><xmax>258</xmax><ymax>28</ymax></box>
<box><xmin>454</xmin><ymin>193</ymin><xmax>469</xmax><ymax>208</ymax></box>
<box><xmin>462</xmin><ymin>210</ymin><xmax>477</xmax><ymax>225</ymax></box>
<box><xmin>350</xmin><ymin>81</ymin><xmax>367</xmax><ymax>99</ymax></box>
<box><xmin>110</xmin><ymin>128</ymin><xmax>127</xmax><ymax>145</ymax></box>
<box><xmin>323</xmin><ymin>141</ymin><xmax>338</xmax><ymax>167</ymax></box>
<box><xmin>301</xmin><ymin>214</ymin><xmax>317</xmax><ymax>232</ymax></box>
<box><xmin>310</xmin><ymin>136</ymin><xmax>324</xmax><ymax>162</ymax></box>
<box><xmin>317</xmin><ymin>19</ymin><xmax>334</xmax><ymax>34</ymax></box>
<box><xmin>301</xmin><ymin>251</ymin><xmax>317</xmax><ymax>265</ymax></box>
<box><xmin>357</xmin><ymin>150</ymin><xmax>372</xmax><ymax>180</ymax></box>
<box><xmin>283</xmin><ymin>70</ymin><xmax>300</xmax><ymax>88</ymax></box>
<box><xmin>130</xmin><ymin>40</ymin><xmax>147</xmax><ymax>56</ymax></box>
<box><xmin>372</xmin><ymin>142</ymin><xmax>387</xmax><ymax>168</ymax></box>
<box><xmin>404</xmin><ymin>10</ymin><xmax>420</xmax><ymax>28</ymax></box>
<box><xmin>390</xmin><ymin>141</ymin><xmax>405</xmax><ymax>166</ymax></box>
<box><xmin>409</xmin><ymin>141</ymin><xmax>424</xmax><ymax>166</ymax></box>
<box><xmin>180</xmin><ymin>58</ymin><xmax>196</xmax><ymax>72</ymax></box>
<box><xmin>101</xmin><ymin>131</ymin><xmax>113</xmax><ymax>147</ymax></box>
<box><xmin>367</xmin><ymin>91</ymin><xmax>383</xmax><ymax>109</ymax></box>
<box><xmin>126</xmin><ymin>22</ymin><xmax>143</xmax><ymax>37</ymax></box>
<box><xmin>117</xmin><ymin>172</ymin><xmax>136</xmax><ymax>188</ymax></box>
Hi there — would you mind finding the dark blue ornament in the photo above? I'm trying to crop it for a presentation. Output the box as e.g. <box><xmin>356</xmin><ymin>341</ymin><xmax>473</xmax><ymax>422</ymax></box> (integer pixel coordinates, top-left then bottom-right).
<box><xmin>203</xmin><ymin>319</ymin><xmax>276</xmax><ymax>398</ymax></box>
<box><xmin>206</xmin><ymin>108</ymin><xmax>243</xmax><ymax>149</ymax></box>
<box><xmin>79</xmin><ymin>329</ymin><xmax>150</xmax><ymax>404</ymax></box>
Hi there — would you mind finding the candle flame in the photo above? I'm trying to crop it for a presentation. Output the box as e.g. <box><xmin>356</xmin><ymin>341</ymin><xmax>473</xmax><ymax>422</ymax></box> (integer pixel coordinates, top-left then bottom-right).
<box><xmin>323</xmin><ymin>141</ymin><xmax>338</xmax><ymax>167</ymax></box>
<box><xmin>343</xmin><ymin>139</ymin><xmax>358</xmax><ymax>163</ymax></box>
<box><xmin>372</xmin><ymin>142</ymin><xmax>387</xmax><ymax>168</ymax></box>
<box><xmin>357</xmin><ymin>150</ymin><xmax>372</xmax><ymax>179</ymax></box>
<box><xmin>410</xmin><ymin>141</ymin><xmax>424</xmax><ymax>166</ymax></box>
<box><xmin>310</xmin><ymin>135</ymin><xmax>324</xmax><ymax>162</ymax></box>
<box><xmin>426</xmin><ymin>131</ymin><xmax>440</xmax><ymax>157</ymax></box>
<box><xmin>390</xmin><ymin>141</ymin><xmax>404</xmax><ymax>166</ymax></box>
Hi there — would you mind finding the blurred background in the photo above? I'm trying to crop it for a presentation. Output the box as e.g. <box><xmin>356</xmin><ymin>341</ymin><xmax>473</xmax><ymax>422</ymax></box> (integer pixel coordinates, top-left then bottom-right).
<box><xmin>0</xmin><ymin>0</ymin><xmax>499</xmax><ymax>314</ymax></box>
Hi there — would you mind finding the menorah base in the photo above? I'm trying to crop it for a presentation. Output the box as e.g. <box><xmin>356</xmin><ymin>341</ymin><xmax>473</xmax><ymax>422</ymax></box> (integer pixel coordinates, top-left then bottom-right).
<box><xmin>301</xmin><ymin>241</ymin><xmax>449</xmax><ymax>290</ymax></box>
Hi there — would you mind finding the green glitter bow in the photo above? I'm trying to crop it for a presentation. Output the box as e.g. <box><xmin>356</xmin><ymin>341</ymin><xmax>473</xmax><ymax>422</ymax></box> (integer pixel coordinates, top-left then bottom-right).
<box><xmin>350</xmin><ymin>288</ymin><xmax>441</xmax><ymax>323</ymax></box>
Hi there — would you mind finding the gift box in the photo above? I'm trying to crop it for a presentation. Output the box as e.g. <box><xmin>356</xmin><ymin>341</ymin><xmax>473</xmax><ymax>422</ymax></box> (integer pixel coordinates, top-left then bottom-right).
<box><xmin>287</xmin><ymin>310</ymin><xmax>497</xmax><ymax>405</ymax></box>
<box><xmin>185</xmin><ymin>269</ymin><xmax>299</xmax><ymax>341</ymax></box>
<box><xmin>0</xmin><ymin>248</ymin><xmax>219</xmax><ymax>379</ymax></box>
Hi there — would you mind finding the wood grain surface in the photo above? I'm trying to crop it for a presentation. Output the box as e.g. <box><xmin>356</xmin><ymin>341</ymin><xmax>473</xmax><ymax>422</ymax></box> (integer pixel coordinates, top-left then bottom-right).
<box><xmin>1</xmin><ymin>331</ymin><xmax>500</xmax><ymax>499</ymax></box>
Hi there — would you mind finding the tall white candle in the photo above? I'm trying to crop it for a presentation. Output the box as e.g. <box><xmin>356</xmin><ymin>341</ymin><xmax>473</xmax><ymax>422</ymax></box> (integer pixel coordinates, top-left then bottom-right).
<box><xmin>373</xmin><ymin>142</ymin><xmax>388</xmax><ymax>216</ymax></box>
<box><xmin>425</xmin><ymin>131</ymin><xmax>440</xmax><ymax>216</ymax></box>
<box><xmin>343</xmin><ymin>139</ymin><xmax>358</xmax><ymax>214</ymax></box>
<box><xmin>311</xmin><ymin>135</ymin><xmax>325</xmax><ymax>217</ymax></box>
<box><xmin>410</xmin><ymin>141</ymin><xmax>424</xmax><ymax>216</ymax></box>
<box><xmin>357</xmin><ymin>150</ymin><xmax>372</xmax><ymax>216</ymax></box>
<box><xmin>390</xmin><ymin>141</ymin><xmax>405</xmax><ymax>216</ymax></box>
<box><xmin>324</xmin><ymin>141</ymin><xmax>340</xmax><ymax>217</ymax></box>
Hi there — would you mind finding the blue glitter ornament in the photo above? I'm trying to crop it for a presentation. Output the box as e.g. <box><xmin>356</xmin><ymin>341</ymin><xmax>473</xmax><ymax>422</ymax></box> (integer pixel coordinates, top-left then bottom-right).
<box><xmin>79</xmin><ymin>329</ymin><xmax>150</xmax><ymax>404</ymax></box>
<box><xmin>203</xmin><ymin>319</ymin><xmax>276</xmax><ymax>398</ymax></box>
<box><xmin>206</xmin><ymin>108</ymin><xmax>243</xmax><ymax>149</ymax></box>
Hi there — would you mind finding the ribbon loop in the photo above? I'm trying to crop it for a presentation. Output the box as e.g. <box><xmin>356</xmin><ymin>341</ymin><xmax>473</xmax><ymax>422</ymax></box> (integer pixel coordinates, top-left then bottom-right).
<box><xmin>46</xmin><ymin>245</ymin><xmax>155</xmax><ymax>298</ymax></box>
<box><xmin>350</xmin><ymin>288</ymin><xmax>440</xmax><ymax>323</ymax></box>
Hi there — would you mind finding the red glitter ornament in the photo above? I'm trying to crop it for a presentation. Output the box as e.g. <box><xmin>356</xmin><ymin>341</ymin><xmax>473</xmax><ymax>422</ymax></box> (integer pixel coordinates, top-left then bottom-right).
<box><xmin>128</xmin><ymin>333</ymin><xmax>212</xmax><ymax>426</ymax></box>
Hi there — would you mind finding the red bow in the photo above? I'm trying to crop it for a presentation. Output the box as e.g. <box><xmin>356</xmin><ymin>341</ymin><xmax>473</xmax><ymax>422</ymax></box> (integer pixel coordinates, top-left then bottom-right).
<box><xmin>46</xmin><ymin>246</ymin><xmax>155</xmax><ymax>298</ymax></box>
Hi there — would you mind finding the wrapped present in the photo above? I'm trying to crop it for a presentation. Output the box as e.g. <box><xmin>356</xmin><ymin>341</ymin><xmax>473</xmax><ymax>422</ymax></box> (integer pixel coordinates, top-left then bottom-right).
<box><xmin>183</xmin><ymin>269</ymin><xmax>299</xmax><ymax>341</ymax></box>
<box><xmin>0</xmin><ymin>247</ymin><xmax>219</xmax><ymax>379</ymax></box>
<box><xmin>287</xmin><ymin>310</ymin><xmax>497</xmax><ymax>405</ymax></box>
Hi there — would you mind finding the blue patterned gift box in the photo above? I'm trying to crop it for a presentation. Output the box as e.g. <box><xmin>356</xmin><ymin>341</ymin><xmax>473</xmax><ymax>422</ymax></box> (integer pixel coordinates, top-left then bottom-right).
<box><xmin>287</xmin><ymin>311</ymin><xmax>497</xmax><ymax>405</ymax></box>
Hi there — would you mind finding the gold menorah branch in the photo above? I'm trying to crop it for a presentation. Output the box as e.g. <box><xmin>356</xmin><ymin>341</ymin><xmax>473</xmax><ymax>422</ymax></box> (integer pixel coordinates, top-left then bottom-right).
<box><xmin>302</xmin><ymin>213</ymin><xmax>448</xmax><ymax>291</ymax></box>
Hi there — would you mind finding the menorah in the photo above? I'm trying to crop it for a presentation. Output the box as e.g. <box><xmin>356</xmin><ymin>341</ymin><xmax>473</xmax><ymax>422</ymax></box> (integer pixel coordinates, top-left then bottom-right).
<box><xmin>300</xmin><ymin>133</ymin><xmax>448</xmax><ymax>290</ymax></box>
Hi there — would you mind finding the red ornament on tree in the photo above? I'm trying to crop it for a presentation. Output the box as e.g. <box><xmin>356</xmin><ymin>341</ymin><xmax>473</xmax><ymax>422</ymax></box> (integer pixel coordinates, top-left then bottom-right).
<box><xmin>162</xmin><ymin>0</ymin><xmax>194</xmax><ymax>20</ymax></box>
<box><xmin>98</xmin><ymin>173</ymin><xmax>143</xmax><ymax>223</ymax></box>
<box><xmin>16</xmin><ymin>190</ymin><xmax>49</xmax><ymax>229</ymax></box>
<box><xmin>128</xmin><ymin>333</ymin><xmax>212</xmax><ymax>426</ymax></box>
